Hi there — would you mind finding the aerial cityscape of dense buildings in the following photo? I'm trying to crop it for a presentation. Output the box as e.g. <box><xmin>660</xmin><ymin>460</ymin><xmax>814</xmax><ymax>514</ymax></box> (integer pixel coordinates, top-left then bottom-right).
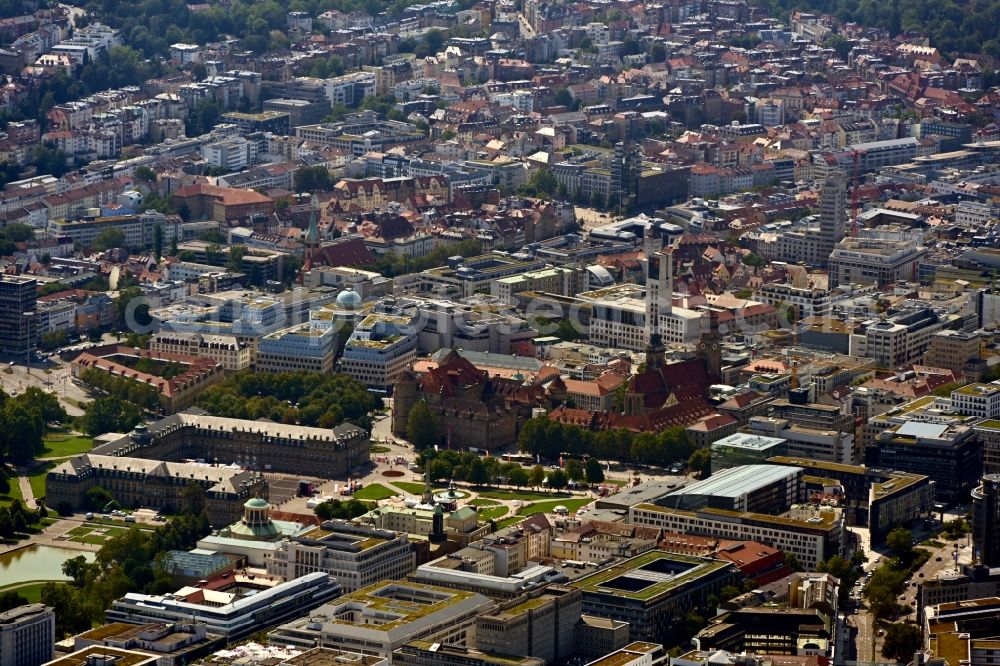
<box><xmin>1</xmin><ymin>0</ymin><xmax>1000</xmax><ymax>664</ymax></box>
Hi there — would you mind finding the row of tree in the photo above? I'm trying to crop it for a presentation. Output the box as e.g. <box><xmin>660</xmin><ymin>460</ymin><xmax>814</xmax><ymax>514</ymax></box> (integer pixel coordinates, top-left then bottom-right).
<box><xmin>196</xmin><ymin>370</ymin><xmax>382</xmax><ymax>430</ymax></box>
<box><xmin>365</xmin><ymin>239</ymin><xmax>482</xmax><ymax>278</ymax></box>
<box><xmin>0</xmin><ymin>387</ymin><xmax>66</xmax><ymax>462</ymax></box>
<box><xmin>416</xmin><ymin>449</ymin><xmax>605</xmax><ymax>488</ymax></box>
<box><xmin>518</xmin><ymin>417</ymin><xmax>697</xmax><ymax>468</ymax></box>
<box><xmin>79</xmin><ymin>367</ymin><xmax>163</xmax><ymax>412</ymax></box>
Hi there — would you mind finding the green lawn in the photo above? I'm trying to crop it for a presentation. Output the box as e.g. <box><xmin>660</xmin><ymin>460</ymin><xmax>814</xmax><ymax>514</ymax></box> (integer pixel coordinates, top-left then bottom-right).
<box><xmin>517</xmin><ymin>498</ymin><xmax>591</xmax><ymax>516</ymax></box>
<box><xmin>28</xmin><ymin>462</ymin><xmax>56</xmax><ymax>501</ymax></box>
<box><xmin>65</xmin><ymin>524</ymin><xmax>132</xmax><ymax>544</ymax></box>
<box><xmin>0</xmin><ymin>580</ymin><xmax>55</xmax><ymax>603</ymax></box>
<box><xmin>478</xmin><ymin>489</ymin><xmax>572</xmax><ymax>501</ymax></box>
<box><xmin>390</xmin><ymin>481</ymin><xmax>427</xmax><ymax>495</ymax></box>
<box><xmin>40</xmin><ymin>431</ymin><xmax>93</xmax><ymax>458</ymax></box>
<box><xmin>352</xmin><ymin>484</ymin><xmax>397</xmax><ymax>501</ymax></box>
<box><xmin>477</xmin><ymin>505</ymin><xmax>509</xmax><ymax>521</ymax></box>
<box><xmin>468</xmin><ymin>498</ymin><xmax>500</xmax><ymax>507</ymax></box>
<box><xmin>496</xmin><ymin>516</ymin><xmax>524</xmax><ymax>529</ymax></box>
<box><xmin>0</xmin><ymin>475</ymin><xmax>23</xmax><ymax>507</ymax></box>
<box><xmin>370</xmin><ymin>445</ymin><xmax>390</xmax><ymax>453</ymax></box>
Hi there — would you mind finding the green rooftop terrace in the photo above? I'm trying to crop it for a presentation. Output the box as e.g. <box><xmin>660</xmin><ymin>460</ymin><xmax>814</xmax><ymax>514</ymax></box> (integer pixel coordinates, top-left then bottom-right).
<box><xmin>571</xmin><ymin>550</ymin><xmax>730</xmax><ymax>602</ymax></box>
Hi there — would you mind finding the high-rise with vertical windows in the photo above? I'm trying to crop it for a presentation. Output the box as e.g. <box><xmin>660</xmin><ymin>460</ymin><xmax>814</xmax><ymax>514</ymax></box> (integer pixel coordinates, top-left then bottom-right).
<box><xmin>817</xmin><ymin>170</ymin><xmax>847</xmax><ymax>264</ymax></box>
<box><xmin>0</xmin><ymin>275</ymin><xmax>36</xmax><ymax>359</ymax></box>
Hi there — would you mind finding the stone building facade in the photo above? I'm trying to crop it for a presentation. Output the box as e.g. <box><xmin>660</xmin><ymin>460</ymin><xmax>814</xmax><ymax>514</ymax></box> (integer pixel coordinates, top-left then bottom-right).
<box><xmin>391</xmin><ymin>351</ymin><xmax>547</xmax><ymax>450</ymax></box>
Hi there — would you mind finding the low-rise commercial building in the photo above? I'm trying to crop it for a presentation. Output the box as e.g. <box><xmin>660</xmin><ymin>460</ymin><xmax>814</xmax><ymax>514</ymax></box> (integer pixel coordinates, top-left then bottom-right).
<box><xmin>107</xmin><ymin>572</ymin><xmax>340</xmax><ymax>639</ymax></box>
<box><xmin>268</xmin><ymin>581</ymin><xmax>495</xmax><ymax>659</ymax></box>
<box><xmin>868</xmin><ymin>421</ymin><xmax>982</xmax><ymax>505</ymax></box>
<box><xmin>266</xmin><ymin>521</ymin><xmax>416</xmax><ymax>592</ymax></box>
<box><xmin>475</xmin><ymin>586</ymin><xmax>580</xmax><ymax>663</ymax></box>
<box><xmin>628</xmin><ymin>503</ymin><xmax>844</xmax><ymax>571</ymax></box>
<box><xmin>148</xmin><ymin>332</ymin><xmax>251</xmax><ymax>372</ymax></box>
<box><xmin>571</xmin><ymin>552</ymin><xmax>739</xmax><ymax>644</ymax></box>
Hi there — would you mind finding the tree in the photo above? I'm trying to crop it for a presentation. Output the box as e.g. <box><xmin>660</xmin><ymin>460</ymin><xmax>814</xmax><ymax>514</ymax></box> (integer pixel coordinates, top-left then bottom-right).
<box><xmin>406</xmin><ymin>401</ymin><xmax>440</xmax><ymax>450</ymax></box>
<box><xmin>886</xmin><ymin>527</ymin><xmax>915</xmax><ymax>562</ymax></box>
<box><xmin>818</xmin><ymin>554</ymin><xmax>860</xmax><ymax>601</ymax></box>
<box><xmin>134</xmin><ymin>166</ymin><xmax>156</xmax><ymax>183</ymax></box>
<box><xmin>784</xmin><ymin>553</ymin><xmax>803</xmax><ymax>572</ymax></box>
<box><xmin>80</xmin><ymin>397</ymin><xmax>144</xmax><ymax>437</ymax></box>
<box><xmin>585</xmin><ymin>457</ymin><xmax>604</xmax><ymax>484</ymax></box>
<box><xmin>547</xmin><ymin>468</ymin><xmax>568</xmax><ymax>490</ymax></box>
<box><xmin>115</xmin><ymin>286</ymin><xmax>145</xmax><ymax>330</ymax></box>
<box><xmin>467</xmin><ymin>457</ymin><xmax>488</xmax><ymax>486</ymax></box>
<box><xmin>93</xmin><ymin>228</ymin><xmax>126</xmax><ymax>251</ymax></box>
<box><xmin>508</xmin><ymin>466</ymin><xmax>529</xmax><ymax>488</ymax></box>
<box><xmin>62</xmin><ymin>555</ymin><xmax>91</xmax><ymax>588</ymax></box>
<box><xmin>226</xmin><ymin>245</ymin><xmax>247</xmax><ymax>271</ymax></box>
<box><xmin>530</xmin><ymin>465</ymin><xmax>545</xmax><ymax>489</ymax></box>
<box><xmin>182</xmin><ymin>481</ymin><xmax>206</xmax><ymax>515</ymax></box>
<box><xmin>688</xmin><ymin>448</ymin><xmax>711</xmax><ymax>478</ymax></box>
<box><xmin>520</xmin><ymin>168</ymin><xmax>557</xmax><ymax>197</ymax></box>
<box><xmin>294</xmin><ymin>165</ymin><xmax>334</xmax><ymax>193</ymax></box>
<box><xmin>565</xmin><ymin>458</ymin><xmax>585</xmax><ymax>483</ymax></box>
<box><xmin>881</xmin><ymin>623</ymin><xmax>922</xmax><ymax>663</ymax></box>
<box><xmin>0</xmin><ymin>400</ymin><xmax>43</xmax><ymax>461</ymax></box>
<box><xmin>554</xmin><ymin>88</ymin><xmax>573</xmax><ymax>107</ymax></box>
<box><xmin>651</xmin><ymin>43</ymin><xmax>667</xmax><ymax>62</ymax></box>
<box><xmin>152</xmin><ymin>224</ymin><xmax>163</xmax><ymax>261</ymax></box>
<box><xmin>83</xmin><ymin>485</ymin><xmax>115</xmax><ymax>512</ymax></box>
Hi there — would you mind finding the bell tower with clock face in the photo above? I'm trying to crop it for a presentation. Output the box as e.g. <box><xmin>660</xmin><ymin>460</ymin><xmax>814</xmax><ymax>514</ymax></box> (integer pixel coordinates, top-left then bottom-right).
<box><xmin>699</xmin><ymin>308</ymin><xmax>722</xmax><ymax>379</ymax></box>
<box><xmin>645</xmin><ymin>249</ymin><xmax>672</xmax><ymax>370</ymax></box>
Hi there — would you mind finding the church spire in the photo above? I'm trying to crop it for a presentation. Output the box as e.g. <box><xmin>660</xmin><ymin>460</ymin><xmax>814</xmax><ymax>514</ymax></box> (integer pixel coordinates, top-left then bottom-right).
<box><xmin>300</xmin><ymin>194</ymin><xmax>321</xmax><ymax>284</ymax></box>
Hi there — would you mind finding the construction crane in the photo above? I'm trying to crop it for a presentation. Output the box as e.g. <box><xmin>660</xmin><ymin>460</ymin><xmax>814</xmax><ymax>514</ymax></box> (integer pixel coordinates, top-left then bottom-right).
<box><xmin>850</xmin><ymin>149</ymin><xmax>861</xmax><ymax>237</ymax></box>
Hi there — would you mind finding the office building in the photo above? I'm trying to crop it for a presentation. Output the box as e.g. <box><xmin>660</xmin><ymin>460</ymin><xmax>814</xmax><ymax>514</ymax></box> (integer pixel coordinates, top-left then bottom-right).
<box><xmin>266</xmin><ymin>521</ymin><xmax>416</xmax><ymax>591</ymax></box>
<box><xmin>766</xmin><ymin>456</ymin><xmax>934</xmax><ymax>544</ymax></box>
<box><xmin>693</xmin><ymin>607</ymin><xmax>834</xmax><ymax>656</ymax></box>
<box><xmin>857</xmin><ymin>308</ymin><xmax>948</xmax><ymax>370</ymax></box>
<box><xmin>148</xmin><ymin>332</ymin><xmax>251</xmax><ymax>372</ymax></box>
<box><xmin>584</xmin><ymin>642</ymin><xmax>667</xmax><ymax>666</ymax></box>
<box><xmin>951</xmin><ymin>383</ymin><xmax>1000</xmax><ymax>419</ymax></box>
<box><xmin>659</xmin><ymin>465</ymin><xmax>804</xmax><ymax>516</ymax></box>
<box><xmin>394</xmin><ymin>642</ymin><xmax>544</xmax><ymax>666</ymax></box>
<box><xmin>976</xmin><ymin>420</ymin><xmax>1000</xmax><ymax>476</ymax></box>
<box><xmin>0</xmin><ymin>275</ymin><xmax>36</xmax><ymax>359</ymax></box>
<box><xmin>49</xmin><ymin>212</ymin><xmax>179</xmax><ymax>249</ymax></box>
<box><xmin>628</xmin><ymin>503</ymin><xmax>843</xmax><ymax>571</ymax></box>
<box><xmin>924</xmin><ymin>330</ymin><xmax>981</xmax><ymax>376</ymax></box>
<box><xmin>42</xmin><ymin>647</ymin><xmax>158</xmax><ymax>666</ymax></box>
<box><xmin>106</xmin><ymin>572</ymin><xmax>340</xmax><ymax>639</ymax></box>
<box><xmin>748</xmin><ymin>416</ymin><xmax>858</xmax><ymax>466</ymax></box>
<box><xmin>710</xmin><ymin>433</ymin><xmax>787</xmax><ymax>473</ymax></box>
<box><xmin>571</xmin><ymin>552</ymin><xmax>739</xmax><ymax>643</ymax></box>
<box><xmin>868</xmin><ymin>421</ymin><xmax>982</xmax><ymax>504</ymax></box>
<box><xmin>256</xmin><ymin>324</ymin><xmax>337</xmax><ymax>374</ymax></box>
<box><xmin>755</xmin><ymin>284</ymin><xmax>831</xmax><ymax>319</ymax></box>
<box><xmin>0</xmin><ymin>604</ymin><xmax>55</xmax><ymax>666</ymax></box>
<box><xmin>268</xmin><ymin>581</ymin><xmax>495</xmax><ymax>659</ymax></box>
<box><xmin>816</xmin><ymin>170</ymin><xmax>846</xmax><ymax>265</ymax></box>
<box><xmin>70</xmin><ymin>621</ymin><xmax>224</xmax><ymax>665</ymax></box>
<box><xmin>475</xmin><ymin>586</ymin><xmax>580</xmax><ymax>663</ymax></box>
<box><xmin>828</xmin><ymin>233</ymin><xmax>926</xmax><ymax>288</ymax></box>
<box><xmin>337</xmin><ymin>313</ymin><xmax>417</xmax><ymax>392</ymax></box>
<box><xmin>924</xmin><ymin>597</ymin><xmax>1000</xmax><ymax>666</ymax></box>
<box><xmin>973</xmin><ymin>475</ymin><xmax>1000</xmax><ymax>568</ymax></box>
